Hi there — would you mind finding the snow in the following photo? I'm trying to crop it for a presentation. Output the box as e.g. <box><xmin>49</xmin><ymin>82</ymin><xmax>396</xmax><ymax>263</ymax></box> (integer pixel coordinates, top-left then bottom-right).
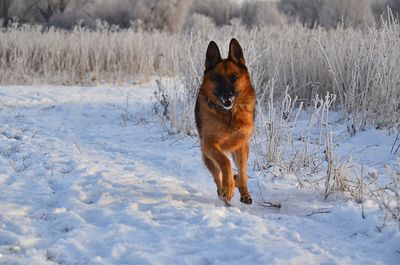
<box><xmin>0</xmin><ymin>82</ymin><xmax>399</xmax><ymax>265</ymax></box>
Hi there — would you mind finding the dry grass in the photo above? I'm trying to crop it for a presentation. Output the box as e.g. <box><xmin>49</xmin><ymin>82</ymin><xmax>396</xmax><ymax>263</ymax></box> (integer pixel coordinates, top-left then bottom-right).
<box><xmin>1</xmin><ymin>23</ymin><xmax>399</xmax><ymax>132</ymax></box>
<box><xmin>370</xmin><ymin>164</ymin><xmax>400</xmax><ymax>229</ymax></box>
<box><xmin>151</xmin><ymin>22</ymin><xmax>399</xmax><ymax>134</ymax></box>
<box><xmin>0</xmin><ymin>24</ymin><xmax>175</xmax><ymax>85</ymax></box>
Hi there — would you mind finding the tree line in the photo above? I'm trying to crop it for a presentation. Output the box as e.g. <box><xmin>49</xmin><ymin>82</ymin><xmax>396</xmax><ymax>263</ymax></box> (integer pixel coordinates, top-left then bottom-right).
<box><xmin>1</xmin><ymin>0</ymin><xmax>399</xmax><ymax>31</ymax></box>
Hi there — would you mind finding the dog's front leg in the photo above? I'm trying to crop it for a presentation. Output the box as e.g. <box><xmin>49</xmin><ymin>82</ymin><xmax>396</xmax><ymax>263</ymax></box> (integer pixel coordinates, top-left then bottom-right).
<box><xmin>232</xmin><ymin>143</ymin><xmax>252</xmax><ymax>204</ymax></box>
<box><xmin>203</xmin><ymin>143</ymin><xmax>235</xmax><ymax>202</ymax></box>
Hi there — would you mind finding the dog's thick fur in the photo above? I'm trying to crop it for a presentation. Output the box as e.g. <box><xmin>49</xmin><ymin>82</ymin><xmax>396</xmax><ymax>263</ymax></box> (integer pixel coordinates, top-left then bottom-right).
<box><xmin>195</xmin><ymin>38</ymin><xmax>256</xmax><ymax>204</ymax></box>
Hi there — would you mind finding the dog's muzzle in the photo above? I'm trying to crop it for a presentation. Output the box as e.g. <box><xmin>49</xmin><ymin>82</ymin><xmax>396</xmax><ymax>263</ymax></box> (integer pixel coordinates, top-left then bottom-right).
<box><xmin>220</xmin><ymin>96</ymin><xmax>236</xmax><ymax>110</ymax></box>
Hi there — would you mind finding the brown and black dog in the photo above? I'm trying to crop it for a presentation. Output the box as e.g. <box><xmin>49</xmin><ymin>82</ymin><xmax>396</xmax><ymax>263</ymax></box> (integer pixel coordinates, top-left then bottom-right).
<box><xmin>195</xmin><ymin>38</ymin><xmax>256</xmax><ymax>205</ymax></box>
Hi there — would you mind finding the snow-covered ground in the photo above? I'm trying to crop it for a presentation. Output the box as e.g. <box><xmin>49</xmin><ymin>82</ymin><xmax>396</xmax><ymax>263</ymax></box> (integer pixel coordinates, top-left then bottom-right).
<box><xmin>0</xmin><ymin>82</ymin><xmax>399</xmax><ymax>265</ymax></box>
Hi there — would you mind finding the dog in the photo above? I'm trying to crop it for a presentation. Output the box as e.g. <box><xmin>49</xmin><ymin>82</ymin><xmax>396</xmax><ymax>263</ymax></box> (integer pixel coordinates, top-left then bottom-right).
<box><xmin>195</xmin><ymin>38</ymin><xmax>256</xmax><ymax>205</ymax></box>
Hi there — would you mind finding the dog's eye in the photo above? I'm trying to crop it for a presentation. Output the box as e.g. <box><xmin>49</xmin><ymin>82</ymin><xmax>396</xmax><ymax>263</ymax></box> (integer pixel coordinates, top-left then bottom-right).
<box><xmin>230</xmin><ymin>74</ymin><xmax>239</xmax><ymax>82</ymax></box>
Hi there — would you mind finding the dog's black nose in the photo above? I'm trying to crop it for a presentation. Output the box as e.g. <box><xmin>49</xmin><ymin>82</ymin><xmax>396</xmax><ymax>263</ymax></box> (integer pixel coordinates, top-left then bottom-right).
<box><xmin>226</xmin><ymin>91</ymin><xmax>235</xmax><ymax>99</ymax></box>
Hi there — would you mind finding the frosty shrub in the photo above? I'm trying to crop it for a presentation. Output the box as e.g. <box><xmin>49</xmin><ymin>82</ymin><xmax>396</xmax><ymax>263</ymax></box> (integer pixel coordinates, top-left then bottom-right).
<box><xmin>134</xmin><ymin>0</ymin><xmax>192</xmax><ymax>33</ymax></box>
<box><xmin>47</xmin><ymin>9</ymin><xmax>95</xmax><ymax>29</ymax></box>
<box><xmin>240</xmin><ymin>0</ymin><xmax>286</xmax><ymax>27</ymax></box>
<box><xmin>279</xmin><ymin>0</ymin><xmax>375</xmax><ymax>28</ymax></box>
<box><xmin>184</xmin><ymin>12</ymin><xmax>216</xmax><ymax>32</ymax></box>
<box><xmin>85</xmin><ymin>0</ymin><xmax>135</xmax><ymax>29</ymax></box>
<box><xmin>370</xmin><ymin>163</ymin><xmax>400</xmax><ymax>229</ymax></box>
<box><xmin>191</xmin><ymin>0</ymin><xmax>240</xmax><ymax>26</ymax></box>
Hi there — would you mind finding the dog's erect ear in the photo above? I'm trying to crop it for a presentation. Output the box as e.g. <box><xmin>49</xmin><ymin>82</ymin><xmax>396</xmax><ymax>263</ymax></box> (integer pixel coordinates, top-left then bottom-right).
<box><xmin>228</xmin><ymin>38</ymin><xmax>245</xmax><ymax>66</ymax></box>
<box><xmin>205</xmin><ymin>41</ymin><xmax>222</xmax><ymax>70</ymax></box>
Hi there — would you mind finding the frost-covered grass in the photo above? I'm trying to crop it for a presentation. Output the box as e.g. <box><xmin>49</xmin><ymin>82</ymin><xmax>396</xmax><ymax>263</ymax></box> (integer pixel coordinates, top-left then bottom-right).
<box><xmin>0</xmin><ymin>83</ymin><xmax>399</xmax><ymax>264</ymax></box>
<box><xmin>1</xmin><ymin>22</ymin><xmax>399</xmax><ymax>130</ymax></box>
<box><xmin>0</xmin><ymin>24</ymin><xmax>175</xmax><ymax>85</ymax></box>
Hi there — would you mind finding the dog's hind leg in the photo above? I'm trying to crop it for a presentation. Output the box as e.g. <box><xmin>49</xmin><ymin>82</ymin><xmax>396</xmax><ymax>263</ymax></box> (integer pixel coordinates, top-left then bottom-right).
<box><xmin>232</xmin><ymin>143</ymin><xmax>252</xmax><ymax>205</ymax></box>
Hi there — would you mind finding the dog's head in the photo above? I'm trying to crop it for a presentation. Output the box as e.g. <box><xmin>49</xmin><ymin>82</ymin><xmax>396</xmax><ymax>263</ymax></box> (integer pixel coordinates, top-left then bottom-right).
<box><xmin>202</xmin><ymin>38</ymin><xmax>250</xmax><ymax>110</ymax></box>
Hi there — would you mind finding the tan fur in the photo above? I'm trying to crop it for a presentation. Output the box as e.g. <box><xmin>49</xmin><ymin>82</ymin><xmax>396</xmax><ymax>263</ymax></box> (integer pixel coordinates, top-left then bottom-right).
<box><xmin>195</xmin><ymin>39</ymin><xmax>256</xmax><ymax>204</ymax></box>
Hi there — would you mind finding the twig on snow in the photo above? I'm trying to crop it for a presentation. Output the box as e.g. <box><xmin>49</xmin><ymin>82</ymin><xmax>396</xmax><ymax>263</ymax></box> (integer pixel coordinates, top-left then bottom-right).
<box><xmin>305</xmin><ymin>208</ymin><xmax>331</xmax><ymax>217</ymax></box>
<box><xmin>256</xmin><ymin>177</ymin><xmax>281</xmax><ymax>209</ymax></box>
<box><xmin>391</xmin><ymin>129</ymin><xmax>400</xmax><ymax>155</ymax></box>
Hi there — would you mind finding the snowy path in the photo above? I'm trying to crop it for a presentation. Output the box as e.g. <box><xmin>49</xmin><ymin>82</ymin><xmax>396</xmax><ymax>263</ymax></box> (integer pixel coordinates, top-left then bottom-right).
<box><xmin>0</xmin><ymin>83</ymin><xmax>399</xmax><ymax>264</ymax></box>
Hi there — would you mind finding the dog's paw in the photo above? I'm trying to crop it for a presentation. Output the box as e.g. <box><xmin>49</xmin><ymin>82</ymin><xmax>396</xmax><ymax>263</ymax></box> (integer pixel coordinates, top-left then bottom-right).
<box><xmin>240</xmin><ymin>195</ymin><xmax>253</xmax><ymax>205</ymax></box>
<box><xmin>221</xmin><ymin>178</ymin><xmax>235</xmax><ymax>202</ymax></box>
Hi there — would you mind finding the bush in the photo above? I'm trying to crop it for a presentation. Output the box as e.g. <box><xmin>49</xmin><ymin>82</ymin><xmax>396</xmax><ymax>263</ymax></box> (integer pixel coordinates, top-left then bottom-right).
<box><xmin>134</xmin><ymin>0</ymin><xmax>192</xmax><ymax>33</ymax></box>
<box><xmin>388</xmin><ymin>0</ymin><xmax>400</xmax><ymax>14</ymax></box>
<box><xmin>240</xmin><ymin>1</ymin><xmax>286</xmax><ymax>27</ymax></box>
<box><xmin>48</xmin><ymin>9</ymin><xmax>95</xmax><ymax>29</ymax></box>
<box><xmin>85</xmin><ymin>0</ymin><xmax>135</xmax><ymax>29</ymax></box>
<box><xmin>279</xmin><ymin>0</ymin><xmax>375</xmax><ymax>28</ymax></box>
<box><xmin>184</xmin><ymin>12</ymin><xmax>216</xmax><ymax>32</ymax></box>
<box><xmin>191</xmin><ymin>0</ymin><xmax>240</xmax><ymax>26</ymax></box>
<box><xmin>379</xmin><ymin>0</ymin><xmax>400</xmax><ymax>19</ymax></box>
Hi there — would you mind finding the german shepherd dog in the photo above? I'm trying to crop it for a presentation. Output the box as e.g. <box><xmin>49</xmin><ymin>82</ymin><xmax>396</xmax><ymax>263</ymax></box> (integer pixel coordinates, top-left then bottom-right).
<box><xmin>195</xmin><ymin>39</ymin><xmax>256</xmax><ymax>205</ymax></box>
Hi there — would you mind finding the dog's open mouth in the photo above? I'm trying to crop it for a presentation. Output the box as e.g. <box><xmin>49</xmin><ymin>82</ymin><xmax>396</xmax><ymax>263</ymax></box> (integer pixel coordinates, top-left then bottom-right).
<box><xmin>220</xmin><ymin>98</ymin><xmax>235</xmax><ymax>110</ymax></box>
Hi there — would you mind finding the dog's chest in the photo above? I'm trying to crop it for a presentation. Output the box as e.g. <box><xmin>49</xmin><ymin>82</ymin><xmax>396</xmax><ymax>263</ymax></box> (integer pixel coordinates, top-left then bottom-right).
<box><xmin>203</xmin><ymin>110</ymin><xmax>253</xmax><ymax>150</ymax></box>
